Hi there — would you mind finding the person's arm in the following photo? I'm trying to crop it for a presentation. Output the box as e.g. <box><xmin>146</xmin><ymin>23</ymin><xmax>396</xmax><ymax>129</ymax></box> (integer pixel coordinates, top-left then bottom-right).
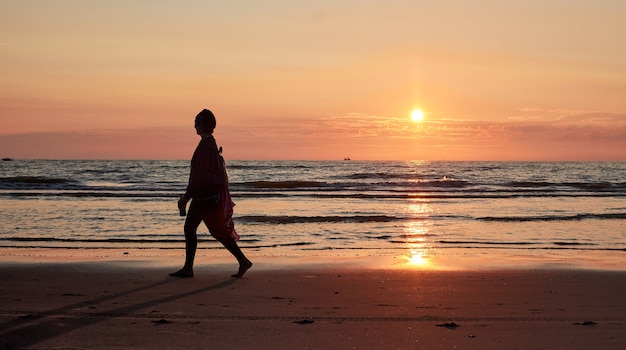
<box><xmin>182</xmin><ymin>137</ymin><xmax>218</xmax><ymax>201</ymax></box>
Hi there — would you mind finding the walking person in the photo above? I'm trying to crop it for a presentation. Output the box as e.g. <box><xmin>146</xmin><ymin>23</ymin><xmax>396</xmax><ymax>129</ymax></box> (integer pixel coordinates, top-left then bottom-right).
<box><xmin>170</xmin><ymin>109</ymin><xmax>252</xmax><ymax>278</ymax></box>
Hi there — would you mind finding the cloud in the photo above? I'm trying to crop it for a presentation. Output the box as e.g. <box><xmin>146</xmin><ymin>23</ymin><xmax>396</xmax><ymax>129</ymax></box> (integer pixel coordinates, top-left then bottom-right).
<box><xmin>1</xmin><ymin>113</ymin><xmax>625</xmax><ymax>160</ymax></box>
<box><xmin>0</xmin><ymin>128</ymin><xmax>195</xmax><ymax>159</ymax></box>
<box><xmin>214</xmin><ymin>112</ymin><xmax>626</xmax><ymax>160</ymax></box>
<box><xmin>254</xmin><ymin>112</ymin><xmax>626</xmax><ymax>144</ymax></box>
<box><xmin>340</xmin><ymin>111</ymin><xmax>619</xmax><ymax>148</ymax></box>
<box><xmin>505</xmin><ymin>113</ymin><xmax>626</xmax><ymax>142</ymax></box>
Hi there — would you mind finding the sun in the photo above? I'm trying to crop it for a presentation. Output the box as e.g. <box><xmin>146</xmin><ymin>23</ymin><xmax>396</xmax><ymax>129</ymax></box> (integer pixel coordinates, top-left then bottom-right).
<box><xmin>411</xmin><ymin>109</ymin><xmax>424</xmax><ymax>122</ymax></box>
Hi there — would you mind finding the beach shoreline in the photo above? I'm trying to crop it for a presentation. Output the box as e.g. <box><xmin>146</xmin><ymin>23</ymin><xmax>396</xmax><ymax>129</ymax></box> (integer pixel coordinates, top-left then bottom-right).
<box><xmin>1</xmin><ymin>247</ymin><xmax>624</xmax><ymax>272</ymax></box>
<box><xmin>1</xmin><ymin>249</ymin><xmax>625</xmax><ymax>349</ymax></box>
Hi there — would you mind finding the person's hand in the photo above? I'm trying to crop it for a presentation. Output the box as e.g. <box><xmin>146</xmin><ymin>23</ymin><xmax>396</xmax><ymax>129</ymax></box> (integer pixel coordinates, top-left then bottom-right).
<box><xmin>178</xmin><ymin>195</ymin><xmax>189</xmax><ymax>210</ymax></box>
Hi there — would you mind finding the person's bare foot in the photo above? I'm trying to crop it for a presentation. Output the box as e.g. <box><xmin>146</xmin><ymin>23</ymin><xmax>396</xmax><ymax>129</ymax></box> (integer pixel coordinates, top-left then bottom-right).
<box><xmin>169</xmin><ymin>268</ymin><xmax>193</xmax><ymax>278</ymax></box>
<box><xmin>232</xmin><ymin>259</ymin><xmax>252</xmax><ymax>278</ymax></box>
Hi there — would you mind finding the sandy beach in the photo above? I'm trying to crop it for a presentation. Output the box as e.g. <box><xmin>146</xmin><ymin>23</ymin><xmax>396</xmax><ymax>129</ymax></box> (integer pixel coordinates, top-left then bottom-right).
<box><xmin>1</xmin><ymin>249</ymin><xmax>625</xmax><ymax>349</ymax></box>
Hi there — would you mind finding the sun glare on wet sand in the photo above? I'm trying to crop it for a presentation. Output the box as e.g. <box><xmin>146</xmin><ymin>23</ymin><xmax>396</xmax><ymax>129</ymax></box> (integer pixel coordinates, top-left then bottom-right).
<box><xmin>407</xmin><ymin>251</ymin><xmax>429</xmax><ymax>266</ymax></box>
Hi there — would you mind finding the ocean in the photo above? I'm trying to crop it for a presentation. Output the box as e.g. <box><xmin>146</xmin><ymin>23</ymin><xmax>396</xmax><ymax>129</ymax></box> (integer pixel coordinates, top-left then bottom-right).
<box><xmin>1</xmin><ymin>160</ymin><xmax>625</xmax><ymax>268</ymax></box>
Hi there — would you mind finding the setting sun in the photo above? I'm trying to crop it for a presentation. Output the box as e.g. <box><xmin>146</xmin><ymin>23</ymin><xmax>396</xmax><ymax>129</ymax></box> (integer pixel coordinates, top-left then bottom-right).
<box><xmin>411</xmin><ymin>109</ymin><xmax>424</xmax><ymax>122</ymax></box>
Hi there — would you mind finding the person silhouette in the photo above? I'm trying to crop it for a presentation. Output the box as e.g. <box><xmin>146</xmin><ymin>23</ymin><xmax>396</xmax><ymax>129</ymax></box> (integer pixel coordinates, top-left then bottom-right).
<box><xmin>170</xmin><ymin>109</ymin><xmax>252</xmax><ymax>278</ymax></box>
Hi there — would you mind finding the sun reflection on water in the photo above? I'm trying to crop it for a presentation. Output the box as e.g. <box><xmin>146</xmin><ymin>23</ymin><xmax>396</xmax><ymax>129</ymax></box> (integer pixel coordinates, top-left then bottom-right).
<box><xmin>401</xmin><ymin>202</ymin><xmax>436</xmax><ymax>269</ymax></box>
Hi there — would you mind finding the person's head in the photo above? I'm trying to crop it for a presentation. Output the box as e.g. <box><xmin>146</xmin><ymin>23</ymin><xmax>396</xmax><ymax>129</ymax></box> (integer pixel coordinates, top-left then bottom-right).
<box><xmin>194</xmin><ymin>109</ymin><xmax>216</xmax><ymax>136</ymax></box>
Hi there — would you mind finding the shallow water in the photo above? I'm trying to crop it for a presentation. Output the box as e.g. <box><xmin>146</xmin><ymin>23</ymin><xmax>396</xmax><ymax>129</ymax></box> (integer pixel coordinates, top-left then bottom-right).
<box><xmin>1</xmin><ymin>160</ymin><xmax>625</xmax><ymax>269</ymax></box>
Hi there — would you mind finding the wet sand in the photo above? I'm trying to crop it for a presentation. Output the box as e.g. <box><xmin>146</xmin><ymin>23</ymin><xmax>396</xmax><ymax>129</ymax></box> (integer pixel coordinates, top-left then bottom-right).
<box><xmin>1</xmin><ymin>250</ymin><xmax>625</xmax><ymax>349</ymax></box>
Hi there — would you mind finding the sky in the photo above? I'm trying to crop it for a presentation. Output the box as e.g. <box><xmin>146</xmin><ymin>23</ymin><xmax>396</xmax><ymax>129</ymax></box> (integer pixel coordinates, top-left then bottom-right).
<box><xmin>1</xmin><ymin>0</ymin><xmax>625</xmax><ymax>161</ymax></box>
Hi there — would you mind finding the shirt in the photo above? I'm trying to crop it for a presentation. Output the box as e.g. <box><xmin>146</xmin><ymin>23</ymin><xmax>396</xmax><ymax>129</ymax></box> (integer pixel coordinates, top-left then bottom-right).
<box><xmin>183</xmin><ymin>135</ymin><xmax>221</xmax><ymax>200</ymax></box>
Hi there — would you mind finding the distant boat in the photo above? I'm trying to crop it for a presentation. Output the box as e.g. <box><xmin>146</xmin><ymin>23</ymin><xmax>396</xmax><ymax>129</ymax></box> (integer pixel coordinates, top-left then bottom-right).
<box><xmin>2</xmin><ymin>157</ymin><xmax>13</xmax><ymax>161</ymax></box>
<box><xmin>343</xmin><ymin>156</ymin><xmax>351</xmax><ymax>161</ymax></box>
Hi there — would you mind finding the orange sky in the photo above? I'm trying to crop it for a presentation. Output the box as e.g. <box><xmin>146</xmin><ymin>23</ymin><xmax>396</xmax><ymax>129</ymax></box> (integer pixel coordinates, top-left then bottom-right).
<box><xmin>1</xmin><ymin>1</ymin><xmax>625</xmax><ymax>160</ymax></box>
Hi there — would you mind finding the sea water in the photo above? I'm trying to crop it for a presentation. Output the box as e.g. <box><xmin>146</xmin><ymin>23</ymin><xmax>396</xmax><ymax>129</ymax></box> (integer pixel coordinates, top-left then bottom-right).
<box><xmin>1</xmin><ymin>160</ymin><xmax>625</xmax><ymax>269</ymax></box>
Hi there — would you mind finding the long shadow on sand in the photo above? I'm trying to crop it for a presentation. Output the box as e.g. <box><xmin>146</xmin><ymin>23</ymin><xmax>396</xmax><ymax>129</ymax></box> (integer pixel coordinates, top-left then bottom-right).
<box><xmin>0</xmin><ymin>275</ymin><xmax>238</xmax><ymax>349</ymax></box>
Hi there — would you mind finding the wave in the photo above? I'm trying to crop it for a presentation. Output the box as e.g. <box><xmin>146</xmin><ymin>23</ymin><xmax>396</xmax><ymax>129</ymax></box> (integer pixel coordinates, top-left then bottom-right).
<box><xmin>0</xmin><ymin>176</ymin><xmax>69</xmax><ymax>184</ymax></box>
<box><xmin>435</xmin><ymin>240</ymin><xmax>625</xmax><ymax>251</ymax></box>
<box><xmin>227</xmin><ymin>163</ymin><xmax>313</xmax><ymax>170</ymax></box>
<box><xmin>3</xmin><ymin>244</ymin><xmax>623</xmax><ymax>252</ymax></box>
<box><xmin>3</xmin><ymin>237</ymin><xmax>182</xmax><ymax>243</ymax></box>
<box><xmin>307</xmin><ymin>193</ymin><xmax>621</xmax><ymax>200</ymax></box>
<box><xmin>237</xmin><ymin>212</ymin><xmax>626</xmax><ymax>225</ymax></box>
<box><xmin>477</xmin><ymin>213</ymin><xmax>626</xmax><ymax>222</ymax></box>
<box><xmin>3</xmin><ymin>174</ymin><xmax>625</xmax><ymax>198</ymax></box>
<box><xmin>0</xmin><ymin>176</ymin><xmax>75</xmax><ymax>185</ymax></box>
<box><xmin>506</xmin><ymin>181</ymin><xmax>555</xmax><ymax>188</ymax></box>
<box><xmin>238</xmin><ymin>180</ymin><xmax>326</xmax><ymax>189</ymax></box>
<box><xmin>236</xmin><ymin>215</ymin><xmax>401</xmax><ymax>224</ymax></box>
<box><xmin>439</xmin><ymin>240</ymin><xmax>538</xmax><ymax>245</ymax></box>
<box><xmin>437</xmin><ymin>240</ymin><xmax>597</xmax><ymax>246</ymax></box>
<box><xmin>1</xmin><ymin>191</ymin><xmax>179</xmax><ymax>198</ymax></box>
<box><xmin>0</xmin><ymin>190</ymin><xmax>626</xmax><ymax>200</ymax></box>
<box><xmin>236</xmin><ymin>178</ymin><xmax>471</xmax><ymax>190</ymax></box>
<box><xmin>235</xmin><ymin>179</ymin><xmax>624</xmax><ymax>192</ymax></box>
<box><xmin>2</xmin><ymin>188</ymin><xmax>624</xmax><ymax>201</ymax></box>
<box><xmin>1</xmin><ymin>237</ymin><xmax>263</xmax><ymax>244</ymax></box>
<box><xmin>506</xmin><ymin>181</ymin><xmax>625</xmax><ymax>191</ymax></box>
<box><xmin>345</xmin><ymin>172</ymin><xmax>404</xmax><ymax>180</ymax></box>
<box><xmin>422</xmin><ymin>179</ymin><xmax>469</xmax><ymax>188</ymax></box>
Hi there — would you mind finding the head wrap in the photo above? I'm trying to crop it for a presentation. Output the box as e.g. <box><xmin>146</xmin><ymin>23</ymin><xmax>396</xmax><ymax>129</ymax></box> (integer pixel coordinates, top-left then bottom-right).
<box><xmin>195</xmin><ymin>109</ymin><xmax>216</xmax><ymax>132</ymax></box>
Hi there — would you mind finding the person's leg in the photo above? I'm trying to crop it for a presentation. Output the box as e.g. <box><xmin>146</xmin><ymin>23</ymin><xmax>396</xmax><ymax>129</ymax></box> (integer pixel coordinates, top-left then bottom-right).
<box><xmin>204</xmin><ymin>208</ymin><xmax>252</xmax><ymax>277</ymax></box>
<box><xmin>217</xmin><ymin>234</ymin><xmax>253</xmax><ymax>278</ymax></box>
<box><xmin>169</xmin><ymin>201</ymin><xmax>203</xmax><ymax>277</ymax></box>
